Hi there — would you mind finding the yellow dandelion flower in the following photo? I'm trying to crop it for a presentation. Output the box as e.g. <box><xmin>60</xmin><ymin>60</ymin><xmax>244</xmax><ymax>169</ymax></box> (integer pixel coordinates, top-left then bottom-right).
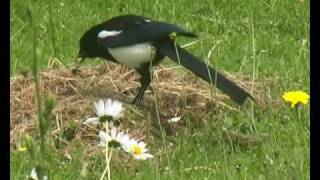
<box><xmin>282</xmin><ymin>91</ymin><xmax>310</xmax><ymax>108</ymax></box>
<box><xmin>18</xmin><ymin>146</ymin><xmax>27</xmax><ymax>152</ymax></box>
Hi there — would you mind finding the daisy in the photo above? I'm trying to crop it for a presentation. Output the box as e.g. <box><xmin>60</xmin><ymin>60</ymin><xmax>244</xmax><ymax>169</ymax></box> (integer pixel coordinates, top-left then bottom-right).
<box><xmin>122</xmin><ymin>139</ymin><xmax>154</xmax><ymax>160</ymax></box>
<box><xmin>27</xmin><ymin>168</ymin><xmax>48</xmax><ymax>180</ymax></box>
<box><xmin>168</xmin><ymin>116</ymin><xmax>181</xmax><ymax>123</ymax></box>
<box><xmin>83</xmin><ymin>99</ymin><xmax>124</xmax><ymax>126</ymax></box>
<box><xmin>99</xmin><ymin>127</ymin><xmax>129</xmax><ymax>150</ymax></box>
<box><xmin>28</xmin><ymin>168</ymin><xmax>38</xmax><ymax>180</ymax></box>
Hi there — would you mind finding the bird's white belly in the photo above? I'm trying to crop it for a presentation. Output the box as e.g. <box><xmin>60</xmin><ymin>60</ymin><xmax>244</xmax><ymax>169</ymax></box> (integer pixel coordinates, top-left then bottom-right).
<box><xmin>108</xmin><ymin>42</ymin><xmax>155</xmax><ymax>68</ymax></box>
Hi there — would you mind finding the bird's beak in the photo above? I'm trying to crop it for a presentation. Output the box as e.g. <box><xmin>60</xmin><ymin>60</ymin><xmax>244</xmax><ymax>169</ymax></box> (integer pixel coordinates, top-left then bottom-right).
<box><xmin>75</xmin><ymin>53</ymin><xmax>84</xmax><ymax>65</ymax></box>
<box><xmin>72</xmin><ymin>52</ymin><xmax>85</xmax><ymax>75</ymax></box>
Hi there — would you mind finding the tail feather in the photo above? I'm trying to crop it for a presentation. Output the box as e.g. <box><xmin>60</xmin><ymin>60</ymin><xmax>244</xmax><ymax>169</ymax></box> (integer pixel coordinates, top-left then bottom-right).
<box><xmin>156</xmin><ymin>41</ymin><xmax>254</xmax><ymax>105</ymax></box>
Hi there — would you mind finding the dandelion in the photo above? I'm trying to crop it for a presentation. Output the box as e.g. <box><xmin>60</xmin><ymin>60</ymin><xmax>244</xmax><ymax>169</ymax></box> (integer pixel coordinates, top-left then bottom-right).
<box><xmin>282</xmin><ymin>91</ymin><xmax>310</xmax><ymax>108</ymax></box>
<box><xmin>123</xmin><ymin>138</ymin><xmax>154</xmax><ymax>160</ymax></box>
<box><xmin>18</xmin><ymin>146</ymin><xmax>27</xmax><ymax>152</ymax></box>
<box><xmin>83</xmin><ymin>99</ymin><xmax>124</xmax><ymax>126</ymax></box>
<box><xmin>98</xmin><ymin>127</ymin><xmax>129</xmax><ymax>150</ymax></box>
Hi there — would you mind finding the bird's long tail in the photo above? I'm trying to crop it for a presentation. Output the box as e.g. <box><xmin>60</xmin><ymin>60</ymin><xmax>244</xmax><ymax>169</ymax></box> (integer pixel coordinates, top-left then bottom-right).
<box><xmin>156</xmin><ymin>41</ymin><xmax>254</xmax><ymax>105</ymax></box>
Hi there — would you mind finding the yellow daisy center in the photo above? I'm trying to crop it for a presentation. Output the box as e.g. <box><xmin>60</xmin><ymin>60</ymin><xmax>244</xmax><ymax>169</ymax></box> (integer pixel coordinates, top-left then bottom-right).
<box><xmin>132</xmin><ymin>145</ymin><xmax>143</xmax><ymax>155</ymax></box>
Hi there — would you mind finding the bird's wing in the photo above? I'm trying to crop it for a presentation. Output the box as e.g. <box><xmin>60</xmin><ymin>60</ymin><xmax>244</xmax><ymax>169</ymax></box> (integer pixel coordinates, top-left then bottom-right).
<box><xmin>97</xmin><ymin>21</ymin><xmax>197</xmax><ymax>48</ymax></box>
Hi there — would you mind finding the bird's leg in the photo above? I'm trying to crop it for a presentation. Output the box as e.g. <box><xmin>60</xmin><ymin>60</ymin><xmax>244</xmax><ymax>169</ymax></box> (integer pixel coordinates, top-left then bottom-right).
<box><xmin>132</xmin><ymin>66</ymin><xmax>151</xmax><ymax>105</ymax></box>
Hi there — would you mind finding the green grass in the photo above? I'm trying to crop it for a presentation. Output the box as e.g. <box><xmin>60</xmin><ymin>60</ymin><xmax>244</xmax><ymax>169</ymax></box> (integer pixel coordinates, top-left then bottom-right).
<box><xmin>10</xmin><ymin>0</ymin><xmax>309</xmax><ymax>179</ymax></box>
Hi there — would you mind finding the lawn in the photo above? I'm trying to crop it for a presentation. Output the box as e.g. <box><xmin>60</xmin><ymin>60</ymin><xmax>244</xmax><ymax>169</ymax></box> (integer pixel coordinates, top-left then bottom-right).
<box><xmin>10</xmin><ymin>0</ymin><xmax>309</xmax><ymax>179</ymax></box>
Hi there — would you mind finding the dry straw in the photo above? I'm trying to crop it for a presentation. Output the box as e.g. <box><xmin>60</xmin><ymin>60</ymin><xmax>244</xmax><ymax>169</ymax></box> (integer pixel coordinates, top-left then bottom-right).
<box><xmin>10</xmin><ymin>63</ymin><xmax>269</xmax><ymax>149</ymax></box>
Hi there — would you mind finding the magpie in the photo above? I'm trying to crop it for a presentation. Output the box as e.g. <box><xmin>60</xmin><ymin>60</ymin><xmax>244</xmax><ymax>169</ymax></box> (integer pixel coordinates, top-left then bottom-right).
<box><xmin>75</xmin><ymin>14</ymin><xmax>254</xmax><ymax>105</ymax></box>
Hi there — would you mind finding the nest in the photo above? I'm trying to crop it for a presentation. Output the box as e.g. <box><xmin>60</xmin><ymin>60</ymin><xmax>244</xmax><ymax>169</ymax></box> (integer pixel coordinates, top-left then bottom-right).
<box><xmin>10</xmin><ymin>63</ymin><xmax>270</xmax><ymax>150</ymax></box>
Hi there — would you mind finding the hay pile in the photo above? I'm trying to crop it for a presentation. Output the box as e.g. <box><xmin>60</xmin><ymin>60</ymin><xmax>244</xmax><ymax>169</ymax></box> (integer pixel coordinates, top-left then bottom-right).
<box><xmin>10</xmin><ymin>64</ymin><xmax>266</xmax><ymax>148</ymax></box>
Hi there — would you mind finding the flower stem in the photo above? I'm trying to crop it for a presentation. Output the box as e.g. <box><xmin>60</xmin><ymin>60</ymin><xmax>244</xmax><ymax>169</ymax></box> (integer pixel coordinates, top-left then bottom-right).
<box><xmin>107</xmin><ymin>150</ymin><xmax>113</xmax><ymax>179</ymax></box>
<box><xmin>297</xmin><ymin>106</ymin><xmax>301</xmax><ymax>120</ymax></box>
<box><xmin>100</xmin><ymin>166</ymin><xmax>108</xmax><ymax>180</ymax></box>
<box><xmin>100</xmin><ymin>122</ymin><xmax>111</xmax><ymax>180</ymax></box>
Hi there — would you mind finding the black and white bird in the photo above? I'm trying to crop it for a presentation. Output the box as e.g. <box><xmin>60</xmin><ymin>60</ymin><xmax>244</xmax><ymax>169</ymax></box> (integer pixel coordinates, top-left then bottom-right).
<box><xmin>75</xmin><ymin>14</ymin><xmax>254</xmax><ymax>105</ymax></box>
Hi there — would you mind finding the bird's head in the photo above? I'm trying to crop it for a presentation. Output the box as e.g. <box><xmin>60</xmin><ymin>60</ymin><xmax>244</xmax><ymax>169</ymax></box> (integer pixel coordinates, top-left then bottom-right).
<box><xmin>74</xmin><ymin>30</ymin><xmax>97</xmax><ymax>65</ymax></box>
<box><xmin>74</xmin><ymin>25</ymin><xmax>106</xmax><ymax>66</ymax></box>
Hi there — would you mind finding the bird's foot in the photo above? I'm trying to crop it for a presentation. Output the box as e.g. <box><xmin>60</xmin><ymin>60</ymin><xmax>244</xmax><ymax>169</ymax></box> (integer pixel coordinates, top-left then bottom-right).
<box><xmin>131</xmin><ymin>97</ymin><xmax>144</xmax><ymax>106</ymax></box>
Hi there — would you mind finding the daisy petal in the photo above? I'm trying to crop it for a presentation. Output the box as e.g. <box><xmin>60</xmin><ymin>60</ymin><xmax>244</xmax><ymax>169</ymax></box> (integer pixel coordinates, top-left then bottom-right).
<box><xmin>133</xmin><ymin>153</ymin><xmax>154</xmax><ymax>160</ymax></box>
<box><xmin>138</xmin><ymin>141</ymin><xmax>147</xmax><ymax>148</ymax></box>
<box><xmin>83</xmin><ymin>117</ymin><xmax>99</xmax><ymax>125</ymax></box>
<box><xmin>98</xmin><ymin>100</ymin><xmax>105</xmax><ymax>116</ymax></box>
<box><xmin>110</xmin><ymin>127</ymin><xmax>117</xmax><ymax>138</ymax></box>
<box><xmin>30</xmin><ymin>168</ymin><xmax>38</xmax><ymax>179</ymax></box>
<box><xmin>99</xmin><ymin>131</ymin><xmax>107</xmax><ymax>143</ymax></box>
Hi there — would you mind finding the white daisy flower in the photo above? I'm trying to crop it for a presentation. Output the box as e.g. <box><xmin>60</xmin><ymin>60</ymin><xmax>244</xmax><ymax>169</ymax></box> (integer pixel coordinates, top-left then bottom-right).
<box><xmin>168</xmin><ymin>116</ymin><xmax>181</xmax><ymax>123</ymax></box>
<box><xmin>98</xmin><ymin>127</ymin><xmax>129</xmax><ymax>150</ymax></box>
<box><xmin>83</xmin><ymin>99</ymin><xmax>124</xmax><ymax>126</ymax></box>
<box><xmin>27</xmin><ymin>168</ymin><xmax>48</xmax><ymax>180</ymax></box>
<box><xmin>122</xmin><ymin>139</ymin><xmax>154</xmax><ymax>160</ymax></box>
<box><xmin>29</xmin><ymin>168</ymin><xmax>38</xmax><ymax>180</ymax></box>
